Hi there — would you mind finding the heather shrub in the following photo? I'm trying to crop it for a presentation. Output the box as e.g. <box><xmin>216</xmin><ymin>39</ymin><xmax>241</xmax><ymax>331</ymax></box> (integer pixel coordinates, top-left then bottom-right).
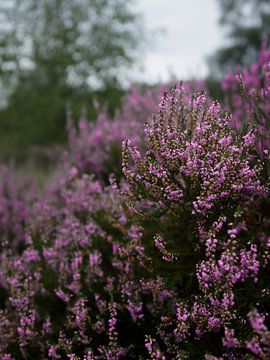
<box><xmin>222</xmin><ymin>43</ymin><xmax>270</xmax><ymax>157</ymax></box>
<box><xmin>0</xmin><ymin>166</ymin><xmax>36</xmax><ymax>254</ymax></box>
<box><xmin>0</xmin><ymin>69</ymin><xmax>270</xmax><ymax>359</ymax></box>
<box><xmin>64</xmin><ymin>82</ymin><xmax>204</xmax><ymax>183</ymax></box>
<box><xmin>122</xmin><ymin>85</ymin><xmax>270</xmax><ymax>358</ymax></box>
<box><xmin>63</xmin><ymin>85</ymin><xmax>168</xmax><ymax>183</ymax></box>
<box><xmin>0</xmin><ymin>172</ymin><xmax>172</xmax><ymax>358</ymax></box>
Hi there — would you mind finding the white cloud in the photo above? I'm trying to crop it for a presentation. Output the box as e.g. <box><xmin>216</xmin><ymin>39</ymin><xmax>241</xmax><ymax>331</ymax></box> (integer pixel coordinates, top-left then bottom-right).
<box><xmin>132</xmin><ymin>0</ymin><xmax>223</xmax><ymax>83</ymax></box>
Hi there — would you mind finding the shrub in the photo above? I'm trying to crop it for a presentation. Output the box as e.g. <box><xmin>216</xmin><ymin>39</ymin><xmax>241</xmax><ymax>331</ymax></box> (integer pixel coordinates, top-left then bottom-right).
<box><xmin>123</xmin><ymin>85</ymin><xmax>269</xmax><ymax>358</ymax></box>
<box><xmin>0</xmin><ymin>59</ymin><xmax>270</xmax><ymax>358</ymax></box>
<box><xmin>222</xmin><ymin>43</ymin><xmax>270</xmax><ymax>157</ymax></box>
<box><xmin>0</xmin><ymin>167</ymin><xmax>35</xmax><ymax>254</ymax></box>
<box><xmin>64</xmin><ymin>82</ymin><xmax>204</xmax><ymax>183</ymax></box>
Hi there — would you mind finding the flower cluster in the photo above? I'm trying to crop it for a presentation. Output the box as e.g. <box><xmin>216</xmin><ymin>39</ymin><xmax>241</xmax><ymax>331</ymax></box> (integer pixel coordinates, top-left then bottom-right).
<box><xmin>0</xmin><ymin>166</ymin><xmax>35</xmax><ymax>253</ymax></box>
<box><xmin>63</xmin><ymin>85</ymin><xmax>170</xmax><ymax>182</ymax></box>
<box><xmin>123</xmin><ymin>85</ymin><xmax>269</xmax><ymax>358</ymax></box>
<box><xmin>0</xmin><ymin>53</ymin><xmax>270</xmax><ymax>359</ymax></box>
<box><xmin>64</xmin><ymin>81</ymin><xmax>204</xmax><ymax>183</ymax></box>
<box><xmin>222</xmin><ymin>43</ymin><xmax>270</xmax><ymax>156</ymax></box>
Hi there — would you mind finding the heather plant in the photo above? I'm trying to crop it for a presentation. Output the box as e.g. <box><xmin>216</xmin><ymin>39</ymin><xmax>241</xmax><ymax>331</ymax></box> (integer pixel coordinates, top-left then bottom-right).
<box><xmin>63</xmin><ymin>85</ymin><xmax>170</xmax><ymax>183</ymax></box>
<box><xmin>222</xmin><ymin>43</ymin><xmax>270</xmax><ymax>157</ymax></box>
<box><xmin>64</xmin><ymin>81</ymin><xmax>204</xmax><ymax>183</ymax></box>
<box><xmin>123</xmin><ymin>85</ymin><xmax>269</xmax><ymax>358</ymax></box>
<box><xmin>0</xmin><ymin>166</ymin><xmax>36</xmax><ymax>254</ymax></box>
<box><xmin>0</xmin><ymin>172</ymin><xmax>172</xmax><ymax>358</ymax></box>
<box><xmin>1</xmin><ymin>68</ymin><xmax>270</xmax><ymax>359</ymax></box>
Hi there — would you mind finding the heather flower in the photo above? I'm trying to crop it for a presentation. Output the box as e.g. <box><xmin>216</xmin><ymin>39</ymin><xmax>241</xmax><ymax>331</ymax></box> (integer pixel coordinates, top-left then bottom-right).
<box><xmin>0</xmin><ymin>166</ymin><xmax>35</xmax><ymax>253</ymax></box>
<box><xmin>222</xmin><ymin>43</ymin><xmax>270</xmax><ymax>157</ymax></box>
<box><xmin>122</xmin><ymin>84</ymin><xmax>269</xmax><ymax>357</ymax></box>
<box><xmin>0</xmin><ymin>67</ymin><xmax>269</xmax><ymax>359</ymax></box>
<box><xmin>63</xmin><ymin>81</ymin><xmax>204</xmax><ymax>183</ymax></box>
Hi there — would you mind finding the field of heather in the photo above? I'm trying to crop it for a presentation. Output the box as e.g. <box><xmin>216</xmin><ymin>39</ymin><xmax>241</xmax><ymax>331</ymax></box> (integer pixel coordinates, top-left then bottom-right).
<box><xmin>0</xmin><ymin>45</ymin><xmax>270</xmax><ymax>359</ymax></box>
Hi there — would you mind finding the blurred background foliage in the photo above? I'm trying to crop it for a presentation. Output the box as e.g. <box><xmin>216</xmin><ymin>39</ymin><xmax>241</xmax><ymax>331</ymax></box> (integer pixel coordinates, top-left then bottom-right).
<box><xmin>206</xmin><ymin>0</ymin><xmax>270</xmax><ymax>101</ymax></box>
<box><xmin>0</xmin><ymin>0</ymin><xmax>143</xmax><ymax>160</ymax></box>
<box><xmin>209</xmin><ymin>0</ymin><xmax>270</xmax><ymax>76</ymax></box>
<box><xmin>0</xmin><ymin>0</ymin><xmax>269</xmax><ymax>163</ymax></box>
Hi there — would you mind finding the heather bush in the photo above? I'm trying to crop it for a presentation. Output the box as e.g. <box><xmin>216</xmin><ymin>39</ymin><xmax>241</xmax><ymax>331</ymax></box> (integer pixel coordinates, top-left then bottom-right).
<box><xmin>63</xmin><ymin>85</ymin><xmax>169</xmax><ymax>183</ymax></box>
<box><xmin>0</xmin><ymin>173</ymin><xmax>170</xmax><ymax>358</ymax></box>
<box><xmin>123</xmin><ymin>85</ymin><xmax>269</xmax><ymax>358</ymax></box>
<box><xmin>0</xmin><ymin>60</ymin><xmax>270</xmax><ymax>359</ymax></box>
<box><xmin>0</xmin><ymin>166</ymin><xmax>36</xmax><ymax>254</ymax></box>
<box><xmin>64</xmin><ymin>82</ymin><xmax>204</xmax><ymax>183</ymax></box>
<box><xmin>222</xmin><ymin>43</ymin><xmax>270</xmax><ymax>157</ymax></box>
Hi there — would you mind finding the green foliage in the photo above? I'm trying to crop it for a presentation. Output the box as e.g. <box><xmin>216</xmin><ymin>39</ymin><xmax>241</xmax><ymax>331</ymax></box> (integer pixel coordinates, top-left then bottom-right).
<box><xmin>208</xmin><ymin>0</ymin><xmax>270</xmax><ymax>76</ymax></box>
<box><xmin>0</xmin><ymin>0</ymin><xmax>143</xmax><ymax>158</ymax></box>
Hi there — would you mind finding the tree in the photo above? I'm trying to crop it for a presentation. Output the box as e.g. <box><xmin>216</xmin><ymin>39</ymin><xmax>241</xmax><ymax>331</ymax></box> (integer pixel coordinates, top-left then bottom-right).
<box><xmin>0</xmin><ymin>0</ymin><xmax>144</xmax><ymax>157</ymax></box>
<box><xmin>208</xmin><ymin>0</ymin><xmax>270</xmax><ymax>76</ymax></box>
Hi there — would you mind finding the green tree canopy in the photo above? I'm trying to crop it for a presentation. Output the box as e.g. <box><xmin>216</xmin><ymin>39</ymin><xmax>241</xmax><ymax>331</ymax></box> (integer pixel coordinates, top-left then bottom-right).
<box><xmin>209</xmin><ymin>0</ymin><xmax>270</xmax><ymax>76</ymax></box>
<box><xmin>0</xmin><ymin>0</ymin><xmax>144</xmax><ymax>157</ymax></box>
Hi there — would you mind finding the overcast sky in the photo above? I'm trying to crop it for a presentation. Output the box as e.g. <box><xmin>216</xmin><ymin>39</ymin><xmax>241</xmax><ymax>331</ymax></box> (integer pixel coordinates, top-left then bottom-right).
<box><xmin>132</xmin><ymin>0</ymin><xmax>224</xmax><ymax>83</ymax></box>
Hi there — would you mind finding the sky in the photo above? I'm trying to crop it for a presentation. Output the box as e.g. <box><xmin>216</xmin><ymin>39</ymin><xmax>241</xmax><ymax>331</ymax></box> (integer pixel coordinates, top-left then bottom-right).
<box><xmin>133</xmin><ymin>0</ymin><xmax>224</xmax><ymax>83</ymax></box>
